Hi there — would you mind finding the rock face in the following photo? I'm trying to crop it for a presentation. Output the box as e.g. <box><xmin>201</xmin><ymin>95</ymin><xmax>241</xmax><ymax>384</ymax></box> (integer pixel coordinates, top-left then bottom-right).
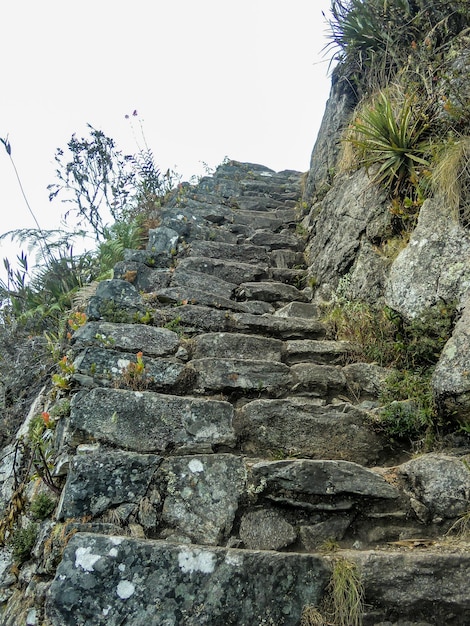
<box><xmin>1</xmin><ymin>161</ymin><xmax>469</xmax><ymax>626</ymax></box>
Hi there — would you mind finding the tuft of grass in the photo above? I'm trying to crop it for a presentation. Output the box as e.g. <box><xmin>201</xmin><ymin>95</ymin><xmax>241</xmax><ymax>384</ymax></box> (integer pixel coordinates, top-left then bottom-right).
<box><xmin>432</xmin><ymin>136</ymin><xmax>470</xmax><ymax>226</ymax></box>
<box><xmin>300</xmin><ymin>605</ymin><xmax>326</xmax><ymax>626</ymax></box>
<box><xmin>327</xmin><ymin>557</ymin><xmax>364</xmax><ymax>626</ymax></box>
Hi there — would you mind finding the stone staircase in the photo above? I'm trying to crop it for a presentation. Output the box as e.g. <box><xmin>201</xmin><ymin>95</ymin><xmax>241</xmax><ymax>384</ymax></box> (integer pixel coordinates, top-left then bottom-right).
<box><xmin>43</xmin><ymin>162</ymin><xmax>470</xmax><ymax>625</ymax></box>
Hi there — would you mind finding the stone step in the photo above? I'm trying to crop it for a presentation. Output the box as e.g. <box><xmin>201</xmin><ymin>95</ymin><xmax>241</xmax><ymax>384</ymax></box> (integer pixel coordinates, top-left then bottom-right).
<box><xmin>47</xmin><ymin>533</ymin><xmax>328</xmax><ymax>626</ymax></box>
<box><xmin>72</xmin><ymin>321</ymin><xmax>179</xmax><ymax>357</ymax></box>
<box><xmin>170</xmin><ymin>267</ymin><xmax>237</xmax><ymax>300</ymax></box>
<box><xmin>183</xmin><ymin>240</ymin><xmax>270</xmax><ymax>264</ymax></box>
<box><xmin>247</xmin><ymin>229</ymin><xmax>304</xmax><ymax>251</ymax></box>
<box><xmin>190</xmin><ymin>357</ymin><xmax>292</xmax><ymax>395</ymax></box>
<box><xmin>155</xmin><ymin>286</ymin><xmax>274</xmax><ymax>314</ymax></box>
<box><xmin>46</xmin><ymin>531</ymin><xmax>470</xmax><ymax>626</ymax></box>
<box><xmin>152</xmin><ymin>305</ymin><xmax>327</xmax><ymax>339</ymax></box>
<box><xmin>67</xmin><ymin>388</ymin><xmax>236</xmax><ymax>453</ymax></box>
<box><xmin>283</xmin><ymin>339</ymin><xmax>356</xmax><ymax>365</ymax></box>
<box><xmin>235</xmin><ymin>281</ymin><xmax>308</xmax><ymax>303</ymax></box>
<box><xmin>72</xmin><ymin>347</ymin><xmax>186</xmax><ymax>392</ymax></box>
<box><xmin>191</xmin><ymin>332</ymin><xmax>283</xmax><ymax>361</ymax></box>
<box><xmin>269</xmin><ymin>248</ymin><xmax>305</xmax><ymax>268</ymax></box>
<box><xmin>176</xmin><ymin>256</ymin><xmax>268</xmax><ymax>284</ymax></box>
<box><xmin>235</xmin><ymin>397</ymin><xmax>386</xmax><ymax>466</ymax></box>
<box><xmin>230</xmin><ymin>209</ymin><xmax>296</xmax><ymax>231</ymax></box>
<box><xmin>273</xmin><ymin>302</ymin><xmax>319</xmax><ymax>318</ymax></box>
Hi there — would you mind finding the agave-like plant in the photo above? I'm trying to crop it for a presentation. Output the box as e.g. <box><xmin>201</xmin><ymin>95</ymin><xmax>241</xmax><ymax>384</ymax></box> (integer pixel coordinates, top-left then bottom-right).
<box><xmin>347</xmin><ymin>90</ymin><xmax>431</xmax><ymax>194</ymax></box>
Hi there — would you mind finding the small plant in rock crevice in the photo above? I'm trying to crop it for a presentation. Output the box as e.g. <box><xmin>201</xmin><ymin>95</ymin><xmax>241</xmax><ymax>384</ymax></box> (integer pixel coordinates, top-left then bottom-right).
<box><xmin>119</xmin><ymin>351</ymin><xmax>151</xmax><ymax>391</ymax></box>
<box><xmin>10</xmin><ymin>523</ymin><xmax>38</xmax><ymax>564</ymax></box>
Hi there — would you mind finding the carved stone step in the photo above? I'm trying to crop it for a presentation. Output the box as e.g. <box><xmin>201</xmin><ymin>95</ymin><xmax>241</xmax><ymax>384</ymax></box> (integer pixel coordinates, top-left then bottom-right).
<box><xmin>68</xmin><ymin>388</ymin><xmax>235</xmax><ymax>453</ymax></box>
<box><xmin>176</xmin><ymin>256</ymin><xmax>268</xmax><ymax>284</ymax></box>
<box><xmin>235</xmin><ymin>398</ymin><xmax>386</xmax><ymax>466</ymax></box>
<box><xmin>235</xmin><ymin>281</ymin><xmax>308</xmax><ymax>303</ymax></box>
<box><xmin>183</xmin><ymin>240</ymin><xmax>270</xmax><ymax>264</ymax></box>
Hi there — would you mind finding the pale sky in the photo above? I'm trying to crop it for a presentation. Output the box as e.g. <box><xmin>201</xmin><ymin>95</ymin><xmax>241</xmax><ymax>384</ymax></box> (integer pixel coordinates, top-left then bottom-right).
<box><xmin>0</xmin><ymin>0</ymin><xmax>333</xmax><ymax>277</ymax></box>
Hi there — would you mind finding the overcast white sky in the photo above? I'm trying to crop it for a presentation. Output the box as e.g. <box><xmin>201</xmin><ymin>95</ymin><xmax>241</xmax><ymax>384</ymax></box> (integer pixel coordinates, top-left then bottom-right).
<box><xmin>0</xmin><ymin>0</ymin><xmax>334</xmax><ymax>277</ymax></box>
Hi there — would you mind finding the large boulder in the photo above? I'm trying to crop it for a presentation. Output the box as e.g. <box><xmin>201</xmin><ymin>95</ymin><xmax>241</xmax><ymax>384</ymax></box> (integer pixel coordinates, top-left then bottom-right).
<box><xmin>385</xmin><ymin>197</ymin><xmax>470</xmax><ymax>319</ymax></box>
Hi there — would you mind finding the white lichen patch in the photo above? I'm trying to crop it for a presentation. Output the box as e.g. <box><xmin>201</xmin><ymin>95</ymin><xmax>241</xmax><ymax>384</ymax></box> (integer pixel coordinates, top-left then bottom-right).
<box><xmin>116</xmin><ymin>580</ymin><xmax>135</xmax><ymax>600</ymax></box>
<box><xmin>116</xmin><ymin>359</ymin><xmax>131</xmax><ymax>372</ymax></box>
<box><xmin>178</xmin><ymin>549</ymin><xmax>216</xmax><ymax>574</ymax></box>
<box><xmin>102</xmin><ymin>606</ymin><xmax>112</xmax><ymax>616</ymax></box>
<box><xmin>109</xmin><ymin>548</ymin><xmax>118</xmax><ymax>557</ymax></box>
<box><xmin>225</xmin><ymin>553</ymin><xmax>243</xmax><ymax>567</ymax></box>
<box><xmin>110</xmin><ymin>536</ymin><xmax>123</xmax><ymax>545</ymax></box>
<box><xmin>75</xmin><ymin>546</ymin><xmax>101</xmax><ymax>572</ymax></box>
<box><xmin>188</xmin><ymin>459</ymin><xmax>204</xmax><ymax>473</ymax></box>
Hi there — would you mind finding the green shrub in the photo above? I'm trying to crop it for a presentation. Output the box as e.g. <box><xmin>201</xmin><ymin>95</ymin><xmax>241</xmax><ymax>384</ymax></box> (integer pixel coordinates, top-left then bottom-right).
<box><xmin>10</xmin><ymin>524</ymin><xmax>37</xmax><ymax>564</ymax></box>
<box><xmin>30</xmin><ymin>493</ymin><xmax>56</xmax><ymax>520</ymax></box>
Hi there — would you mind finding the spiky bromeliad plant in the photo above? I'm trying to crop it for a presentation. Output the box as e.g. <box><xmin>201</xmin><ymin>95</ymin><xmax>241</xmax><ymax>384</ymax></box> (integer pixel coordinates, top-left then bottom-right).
<box><xmin>346</xmin><ymin>89</ymin><xmax>432</xmax><ymax>197</ymax></box>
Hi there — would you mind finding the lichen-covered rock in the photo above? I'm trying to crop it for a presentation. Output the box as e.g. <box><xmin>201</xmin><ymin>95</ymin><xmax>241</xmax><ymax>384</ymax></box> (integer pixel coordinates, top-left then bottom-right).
<box><xmin>57</xmin><ymin>450</ymin><xmax>161</xmax><ymax>520</ymax></box>
<box><xmin>251</xmin><ymin>459</ymin><xmax>399</xmax><ymax>501</ymax></box>
<box><xmin>235</xmin><ymin>398</ymin><xmax>385</xmax><ymax>466</ymax></box>
<box><xmin>72</xmin><ymin>322</ymin><xmax>179</xmax><ymax>357</ymax></box>
<box><xmin>46</xmin><ymin>533</ymin><xmax>329</xmax><ymax>626</ymax></box>
<box><xmin>68</xmin><ymin>388</ymin><xmax>235</xmax><ymax>453</ymax></box>
<box><xmin>192</xmin><ymin>332</ymin><xmax>283</xmax><ymax>362</ymax></box>
<box><xmin>433</xmin><ymin>299</ymin><xmax>470</xmax><ymax>422</ymax></box>
<box><xmin>385</xmin><ymin>197</ymin><xmax>470</xmax><ymax>318</ymax></box>
<box><xmin>161</xmin><ymin>454</ymin><xmax>246</xmax><ymax>544</ymax></box>
<box><xmin>191</xmin><ymin>357</ymin><xmax>292</xmax><ymax>395</ymax></box>
<box><xmin>398</xmin><ymin>453</ymin><xmax>470</xmax><ymax>520</ymax></box>
<box><xmin>239</xmin><ymin>508</ymin><xmax>297</xmax><ymax>550</ymax></box>
<box><xmin>86</xmin><ymin>279</ymin><xmax>147</xmax><ymax>321</ymax></box>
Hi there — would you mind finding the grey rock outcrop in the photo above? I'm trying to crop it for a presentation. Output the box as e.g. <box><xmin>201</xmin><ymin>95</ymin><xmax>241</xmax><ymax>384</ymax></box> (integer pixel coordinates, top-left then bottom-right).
<box><xmin>385</xmin><ymin>197</ymin><xmax>470</xmax><ymax>319</ymax></box>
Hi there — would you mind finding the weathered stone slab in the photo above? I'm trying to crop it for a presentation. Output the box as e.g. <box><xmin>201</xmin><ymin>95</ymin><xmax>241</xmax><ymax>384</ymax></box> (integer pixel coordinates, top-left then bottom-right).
<box><xmin>46</xmin><ymin>533</ymin><xmax>329</xmax><ymax>626</ymax></box>
<box><xmin>236</xmin><ymin>281</ymin><xmax>307</xmax><ymax>302</ymax></box>
<box><xmin>185</xmin><ymin>240</ymin><xmax>270</xmax><ymax>264</ymax></box>
<box><xmin>228</xmin><ymin>311</ymin><xmax>326</xmax><ymax>339</ymax></box>
<box><xmin>239</xmin><ymin>509</ymin><xmax>297</xmax><ymax>550</ymax></box>
<box><xmin>153</xmin><ymin>305</ymin><xmax>230</xmax><ymax>334</ymax></box>
<box><xmin>274</xmin><ymin>302</ymin><xmax>319</xmax><ymax>318</ymax></box>
<box><xmin>177</xmin><ymin>256</ymin><xmax>268</xmax><ymax>284</ymax></box>
<box><xmin>398</xmin><ymin>453</ymin><xmax>470</xmax><ymax>520</ymax></box>
<box><xmin>147</xmin><ymin>226</ymin><xmax>179</xmax><ymax>255</ymax></box>
<box><xmin>191</xmin><ymin>358</ymin><xmax>291</xmax><ymax>395</ymax></box>
<box><xmin>170</xmin><ymin>267</ymin><xmax>237</xmax><ymax>299</ymax></box>
<box><xmin>192</xmin><ymin>332</ymin><xmax>283</xmax><ymax>361</ymax></box>
<box><xmin>155</xmin><ymin>286</ymin><xmax>253</xmax><ymax>312</ymax></box>
<box><xmin>69</xmin><ymin>388</ymin><xmax>235</xmax><ymax>453</ymax></box>
<box><xmin>114</xmin><ymin>261</ymin><xmax>172</xmax><ymax>291</ymax></box>
<box><xmin>343</xmin><ymin>362</ymin><xmax>391</xmax><ymax>400</ymax></box>
<box><xmin>269</xmin><ymin>249</ymin><xmax>305</xmax><ymax>268</ymax></box>
<box><xmin>230</xmin><ymin>209</ymin><xmax>286</xmax><ymax>231</ymax></box>
<box><xmin>73</xmin><ymin>348</ymin><xmax>185</xmax><ymax>391</ymax></box>
<box><xmin>161</xmin><ymin>454</ymin><xmax>246</xmax><ymax>544</ymax></box>
<box><xmin>86</xmin><ymin>279</ymin><xmax>146</xmax><ymax>320</ymax></box>
<box><xmin>349</xmin><ymin>549</ymin><xmax>470</xmax><ymax>624</ymax></box>
<box><xmin>284</xmin><ymin>339</ymin><xmax>355</xmax><ymax>365</ymax></box>
<box><xmin>291</xmin><ymin>363</ymin><xmax>347</xmax><ymax>397</ymax></box>
<box><xmin>251</xmin><ymin>459</ymin><xmax>399</xmax><ymax>500</ymax></box>
<box><xmin>72</xmin><ymin>322</ymin><xmax>179</xmax><ymax>357</ymax></box>
<box><xmin>247</xmin><ymin>230</ymin><xmax>304</xmax><ymax>251</ymax></box>
<box><xmin>235</xmin><ymin>399</ymin><xmax>385</xmax><ymax>466</ymax></box>
<box><xmin>57</xmin><ymin>450</ymin><xmax>161</xmax><ymax>520</ymax></box>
